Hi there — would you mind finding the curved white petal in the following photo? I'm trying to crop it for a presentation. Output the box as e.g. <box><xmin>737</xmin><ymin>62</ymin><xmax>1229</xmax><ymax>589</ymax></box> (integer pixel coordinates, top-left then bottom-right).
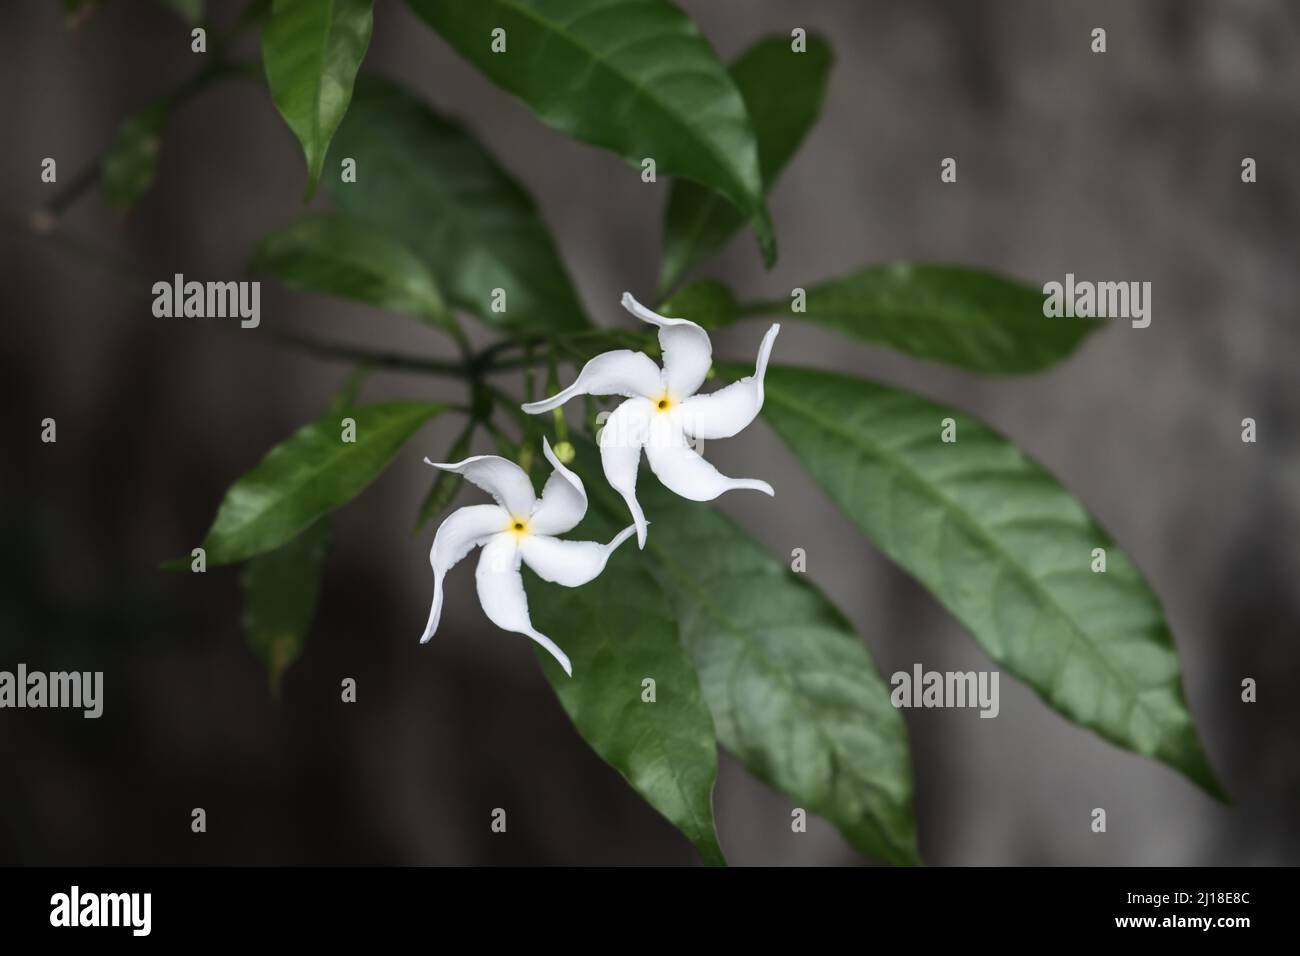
<box><xmin>521</xmin><ymin>349</ymin><xmax>662</xmax><ymax>415</ymax></box>
<box><xmin>520</xmin><ymin>525</ymin><xmax>637</xmax><ymax>587</ymax></box>
<box><xmin>475</xmin><ymin>533</ymin><xmax>572</xmax><ymax>676</ymax></box>
<box><xmin>425</xmin><ymin>454</ymin><xmax>535</xmax><ymax>518</ymax></box>
<box><xmin>621</xmin><ymin>292</ymin><xmax>711</xmax><ymax>399</ymax></box>
<box><xmin>644</xmin><ymin>413</ymin><xmax>774</xmax><ymax>501</ymax></box>
<box><xmin>676</xmin><ymin>323</ymin><xmax>780</xmax><ymax>440</ymax></box>
<box><xmin>528</xmin><ymin>437</ymin><xmax>588</xmax><ymax>536</ymax></box>
<box><xmin>599</xmin><ymin>397</ymin><xmax>654</xmax><ymax>548</ymax></box>
<box><xmin>420</xmin><ymin>505</ymin><xmax>511</xmax><ymax>644</ymax></box>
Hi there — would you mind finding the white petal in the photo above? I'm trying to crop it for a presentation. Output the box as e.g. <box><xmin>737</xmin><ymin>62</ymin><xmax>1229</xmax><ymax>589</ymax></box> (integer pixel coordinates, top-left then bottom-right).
<box><xmin>528</xmin><ymin>437</ymin><xmax>588</xmax><ymax>536</ymax></box>
<box><xmin>475</xmin><ymin>534</ymin><xmax>572</xmax><ymax>676</ymax></box>
<box><xmin>644</xmin><ymin>413</ymin><xmax>774</xmax><ymax>501</ymax></box>
<box><xmin>621</xmin><ymin>292</ymin><xmax>711</xmax><ymax>399</ymax></box>
<box><xmin>520</xmin><ymin>525</ymin><xmax>637</xmax><ymax>587</ymax></box>
<box><xmin>425</xmin><ymin>454</ymin><xmax>535</xmax><ymax>518</ymax></box>
<box><xmin>676</xmin><ymin>323</ymin><xmax>780</xmax><ymax>440</ymax></box>
<box><xmin>521</xmin><ymin>349</ymin><xmax>662</xmax><ymax>414</ymax></box>
<box><xmin>420</xmin><ymin>505</ymin><xmax>511</xmax><ymax>644</ymax></box>
<box><xmin>599</xmin><ymin>397</ymin><xmax>654</xmax><ymax>548</ymax></box>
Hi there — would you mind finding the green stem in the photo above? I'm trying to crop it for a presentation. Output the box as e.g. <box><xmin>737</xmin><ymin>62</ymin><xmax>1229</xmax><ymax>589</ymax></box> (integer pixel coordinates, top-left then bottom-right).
<box><xmin>262</xmin><ymin>329</ymin><xmax>471</xmax><ymax>379</ymax></box>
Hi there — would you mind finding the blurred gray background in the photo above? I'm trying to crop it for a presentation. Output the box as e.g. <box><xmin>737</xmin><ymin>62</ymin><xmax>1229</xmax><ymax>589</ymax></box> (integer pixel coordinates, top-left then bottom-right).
<box><xmin>2</xmin><ymin>0</ymin><xmax>1297</xmax><ymax>865</ymax></box>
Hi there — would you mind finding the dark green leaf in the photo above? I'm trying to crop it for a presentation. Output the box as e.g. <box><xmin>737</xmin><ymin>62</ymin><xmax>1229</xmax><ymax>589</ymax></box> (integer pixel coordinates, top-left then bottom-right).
<box><xmin>576</xmin><ymin>442</ymin><xmax>918</xmax><ymax>864</ymax></box>
<box><xmin>155</xmin><ymin>0</ymin><xmax>204</xmax><ymax>24</ymax></box>
<box><xmin>328</xmin><ymin>76</ymin><xmax>588</xmax><ymax>332</ymax></box>
<box><xmin>529</xmin><ymin>505</ymin><xmax>724</xmax><ymax>865</ymax></box>
<box><xmin>329</xmin><ymin>365</ymin><xmax>371</xmax><ymax>414</ymax></box>
<box><xmin>752</xmin><ymin>263</ymin><xmax>1101</xmax><ymax>374</ymax></box>
<box><xmin>241</xmin><ymin>518</ymin><xmax>332</xmax><ymax>695</ymax></box>
<box><xmin>196</xmin><ymin>400</ymin><xmax>443</xmax><ymax>565</ymax></box>
<box><xmin>261</xmin><ymin>0</ymin><xmax>374</xmax><ymax>199</ymax></box>
<box><xmin>251</xmin><ymin>214</ymin><xmax>450</xmax><ymax>327</ymax></box>
<box><xmin>414</xmin><ymin>421</ymin><xmax>474</xmax><ymax>532</ymax></box>
<box><xmin>660</xmin><ymin>33</ymin><xmax>832</xmax><ymax>292</ymax></box>
<box><xmin>659</xmin><ymin>279</ymin><xmax>739</xmax><ymax>330</ymax></box>
<box><xmin>751</xmin><ymin>364</ymin><xmax>1225</xmax><ymax>799</ymax></box>
<box><xmin>100</xmin><ymin>103</ymin><xmax>168</xmax><ymax>211</ymax></box>
<box><xmin>408</xmin><ymin>0</ymin><xmax>773</xmax><ymax>264</ymax></box>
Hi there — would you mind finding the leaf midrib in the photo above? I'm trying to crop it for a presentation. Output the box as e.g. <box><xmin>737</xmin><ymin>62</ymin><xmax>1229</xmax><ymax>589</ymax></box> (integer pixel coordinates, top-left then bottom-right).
<box><xmin>611</xmin><ymin>497</ymin><xmax>915</xmax><ymax>863</ymax></box>
<box><xmin>214</xmin><ymin>404</ymin><xmax>438</xmax><ymax>550</ymax></box>
<box><xmin>760</xmin><ymin>380</ymin><xmax>1175</xmax><ymax>742</ymax></box>
<box><xmin>488</xmin><ymin>0</ymin><xmax>758</xmax><ymax>212</ymax></box>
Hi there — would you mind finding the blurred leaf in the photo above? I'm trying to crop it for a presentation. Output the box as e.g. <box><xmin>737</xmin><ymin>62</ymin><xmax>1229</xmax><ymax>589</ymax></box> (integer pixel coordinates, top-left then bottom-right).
<box><xmin>241</xmin><ymin>518</ymin><xmax>332</xmax><ymax>695</ymax></box>
<box><xmin>750</xmin><ymin>363</ymin><xmax>1225</xmax><ymax>799</ymax></box>
<box><xmin>328</xmin><ymin>76</ymin><xmax>588</xmax><ymax>332</ymax></box>
<box><xmin>100</xmin><ymin>103</ymin><xmax>168</xmax><ymax>211</ymax></box>
<box><xmin>329</xmin><ymin>365</ymin><xmax>371</xmax><ymax>414</ymax></box>
<box><xmin>251</xmin><ymin>214</ymin><xmax>450</xmax><ymax>327</ymax></box>
<box><xmin>194</xmin><ymin>401</ymin><xmax>444</xmax><ymax>566</ymax></box>
<box><xmin>573</xmin><ymin>441</ymin><xmax>918</xmax><ymax>864</ymax></box>
<box><xmin>753</xmin><ymin>263</ymin><xmax>1101</xmax><ymax>374</ymax></box>
<box><xmin>660</xmin><ymin>32</ymin><xmax>833</xmax><ymax>292</ymax></box>
<box><xmin>414</xmin><ymin>421</ymin><xmax>473</xmax><ymax>532</ymax></box>
<box><xmin>408</xmin><ymin>0</ymin><xmax>773</xmax><ymax>265</ymax></box>
<box><xmin>156</xmin><ymin>0</ymin><xmax>204</xmax><ymax>24</ymax></box>
<box><xmin>659</xmin><ymin>279</ymin><xmax>739</xmax><ymax>330</ymax></box>
<box><xmin>529</xmin><ymin>506</ymin><xmax>725</xmax><ymax>865</ymax></box>
<box><xmin>261</xmin><ymin>0</ymin><xmax>374</xmax><ymax>199</ymax></box>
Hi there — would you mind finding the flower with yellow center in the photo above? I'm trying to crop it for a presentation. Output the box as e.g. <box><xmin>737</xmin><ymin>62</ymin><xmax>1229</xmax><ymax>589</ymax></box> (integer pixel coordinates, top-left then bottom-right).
<box><xmin>522</xmin><ymin>292</ymin><xmax>780</xmax><ymax>548</ymax></box>
<box><xmin>419</xmin><ymin>438</ymin><xmax>636</xmax><ymax>676</ymax></box>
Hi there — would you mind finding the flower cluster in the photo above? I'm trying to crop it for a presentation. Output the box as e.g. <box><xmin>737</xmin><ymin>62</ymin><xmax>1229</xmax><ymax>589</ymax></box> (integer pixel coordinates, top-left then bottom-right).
<box><xmin>420</xmin><ymin>293</ymin><xmax>780</xmax><ymax>674</ymax></box>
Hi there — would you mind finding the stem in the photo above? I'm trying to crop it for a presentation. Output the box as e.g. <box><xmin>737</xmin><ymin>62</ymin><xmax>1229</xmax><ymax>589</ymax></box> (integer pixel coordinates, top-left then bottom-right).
<box><xmin>262</xmin><ymin>329</ymin><xmax>471</xmax><ymax>379</ymax></box>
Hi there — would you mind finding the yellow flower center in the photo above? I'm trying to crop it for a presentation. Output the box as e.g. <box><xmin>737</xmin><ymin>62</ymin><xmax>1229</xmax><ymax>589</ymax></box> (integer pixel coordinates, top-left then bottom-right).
<box><xmin>508</xmin><ymin>518</ymin><xmax>529</xmax><ymax>536</ymax></box>
<box><xmin>655</xmin><ymin>395</ymin><xmax>673</xmax><ymax>412</ymax></box>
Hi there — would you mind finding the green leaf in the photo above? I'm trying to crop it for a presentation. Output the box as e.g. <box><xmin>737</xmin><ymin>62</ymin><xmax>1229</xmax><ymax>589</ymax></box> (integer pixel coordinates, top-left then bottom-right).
<box><xmin>528</xmin><ymin>506</ymin><xmax>725</xmax><ymax>865</ymax></box>
<box><xmin>659</xmin><ymin>279</ymin><xmax>739</xmax><ymax>330</ymax></box>
<box><xmin>155</xmin><ymin>0</ymin><xmax>204</xmax><ymax>24</ymax></box>
<box><xmin>241</xmin><ymin>518</ymin><xmax>332</xmax><ymax>695</ymax></box>
<box><xmin>261</xmin><ymin>0</ymin><xmax>374</xmax><ymax>199</ymax></box>
<box><xmin>660</xmin><ymin>33</ymin><xmax>833</xmax><ymax>292</ymax></box>
<box><xmin>753</xmin><ymin>263</ymin><xmax>1101</xmax><ymax>374</ymax></box>
<box><xmin>100</xmin><ymin>103</ymin><xmax>168</xmax><ymax>211</ymax></box>
<box><xmin>575</xmin><ymin>442</ymin><xmax>918</xmax><ymax>864</ymax></box>
<box><xmin>414</xmin><ymin>421</ymin><xmax>473</xmax><ymax>532</ymax></box>
<box><xmin>750</xmin><ymin>364</ymin><xmax>1225</xmax><ymax>799</ymax></box>
<box><xmin>328</xmin><ymin>76</ymin><xmax>588</xmax><ymax>332</ymax></box>
<box><xmin>196</xmin><ymin>400</ymin><xmax>443</xmax><ymax>566</ymax></box>
<box><xmin>408</xmin><ymin>0</ymin><xmax>773</xmax><ymax>264</ymax></box>
<box><xmin>251</xmin><ymin>214</ymin><xmax>450</xmax><ymax>327</ymax></box>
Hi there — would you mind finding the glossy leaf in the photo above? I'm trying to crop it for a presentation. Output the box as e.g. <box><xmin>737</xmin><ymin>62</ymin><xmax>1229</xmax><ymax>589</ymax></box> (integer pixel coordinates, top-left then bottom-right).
<box><xmin>660</xmin><ymin>33</ymin><xmax>832</xmax><ymax>292</ymax></box>
<box><xmin>196</xmin><ymin>401</ymin><xmax>444</xmax><ymax>565</ymax></box>
<box><xmin>328</xmin><ymin>76</ymin><xmax>588</xmax><ymax>332</ymax></box>
<box><xmin>659</xmin><ymin>279</ymin><xmax>739</xmax><ymax>330</ymax></box>
<box><xmin>241</xmin><ymin>518</ymin><xmax>332</xmax><ymax>695</ymax></box>
<box><xmin>261</xmin><ymin>0</ymin><xmax>374</xmax><ymax>199</ymax></box>
<box><xmin>414</xmin><ymin>421</ymin><xmax>473</xmax><ymax>532</ymax></box>
<box><xmin>100</xmin><ymin>103</ymin><xmax>167</xmax><ymax>211</ymax></box>
<box><xmin>408</xmin><ymin>0</ymin><xmax>773</xmax><ymax>263</ymax></box>
<box><xmin>751</xmin><ymin>263</ymin><xmax>1101</xmax><ymax>374</ymax></box>
<box><xmin>251</xmin><ymin>214</ymin><xmax>450</xmax><ymax>327</ymax></box>
<box><xmin>529</xmin><ymin>505</ymin><xmax>724</xmax><ymax>865</ymax></box>
<box><xmin>576</xmin><ymin>442</ymin><xmax>918</xmax><ymax>863</ymax></box>
<box><xmin>751</xmin><ymin>364</ymin><xmax>1225</xmax><ymax>799</ymax></box>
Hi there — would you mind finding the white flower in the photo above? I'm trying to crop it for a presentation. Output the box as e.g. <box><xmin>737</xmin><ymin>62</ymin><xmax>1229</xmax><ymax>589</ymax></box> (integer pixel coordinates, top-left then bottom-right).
<box><xmin>420</xmin><ymin>437</ymin><xmax>636</xmax><ymax>676</ymax></box>
<box><xmin>522</xmin><ymin>292</ymin><xmax>780</xmax><ymax>548</ymax></box>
